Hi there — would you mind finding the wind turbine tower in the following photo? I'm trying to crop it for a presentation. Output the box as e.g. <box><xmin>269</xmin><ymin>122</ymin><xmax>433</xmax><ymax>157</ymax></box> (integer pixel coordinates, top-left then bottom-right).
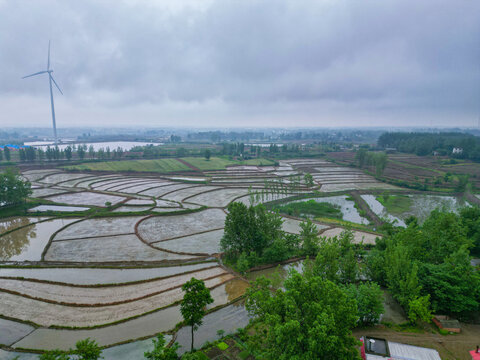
<box><xmin>22</xmin><ymin>41</ymin><xmax>63</xmax><ymax>145</ymax></box>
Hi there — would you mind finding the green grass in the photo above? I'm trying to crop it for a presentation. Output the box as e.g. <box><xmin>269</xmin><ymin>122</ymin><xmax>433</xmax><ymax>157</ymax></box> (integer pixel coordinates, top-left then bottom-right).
<box><xmin>274</xmin><ymin>200</ymin><xmax>342</xmax><ymax>219</ymax></box>
<box><xmin>376</xmin><ymin>194</ymin><xmax>412</xmax><ymax>215</ymax></box>
<box><xmin>62</xmin><ymin>157</ymin><xmax>275</xmax><ymax>173</ymax></box>
<box><xmin>181</xmin><ymin>156</ymin><xmax>275</xmax><ymax>170</ymax></box>
<box><xmin>217</xmin><ymin>341</ymin><xmax>229</xmax><ymax>351</ymax></box>
<box><xmin>63</xmin><ymin>158</ymin><xmax>190</xmax><ymax>173</ymax></box>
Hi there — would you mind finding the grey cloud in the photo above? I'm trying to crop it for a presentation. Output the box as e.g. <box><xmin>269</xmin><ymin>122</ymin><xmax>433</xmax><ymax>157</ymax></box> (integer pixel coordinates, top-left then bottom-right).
<box><xmin>0</xmin><ymin>0</ymin><xmax>478</xmax><ymax>127</ymax></box>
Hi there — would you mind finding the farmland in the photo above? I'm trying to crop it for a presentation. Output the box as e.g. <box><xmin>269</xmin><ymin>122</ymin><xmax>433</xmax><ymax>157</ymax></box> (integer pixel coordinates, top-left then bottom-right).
<box><xmin>328</xmin><ymin>151</ymin><xmax>480</xmax><ymax>192</ymax></box>
<box><xmin>63</xmin><ymin>156</ymin><xmax>276</xmax><ymax>173</ymax></box>
<box><xmin>0</xmin><ymin>154</ymin><xmax>477</xmax><ymax>358</ymax></box>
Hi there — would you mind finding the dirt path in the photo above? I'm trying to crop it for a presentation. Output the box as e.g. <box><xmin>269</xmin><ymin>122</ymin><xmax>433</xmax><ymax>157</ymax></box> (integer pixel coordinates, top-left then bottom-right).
<box><xmin>349</xmin><ymin>191</ymin><xmax>384</xmax><ymax>227</ymax></box>
<box><xmin>353</xmin><ymin>323</ymin><xmax>480</xmax><ymax>360</ymax></box>
<box><xmin>176</xmin><ymin>158</ymin><xmax>202</xmax><ymax>172</ymax></box>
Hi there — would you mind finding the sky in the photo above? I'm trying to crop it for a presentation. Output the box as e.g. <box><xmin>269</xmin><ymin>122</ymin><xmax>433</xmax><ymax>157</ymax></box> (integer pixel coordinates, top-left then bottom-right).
<box><xmin>0</xmin><ymin>0</ymin><xmax>479</xmax><ymax>129</ymax></box>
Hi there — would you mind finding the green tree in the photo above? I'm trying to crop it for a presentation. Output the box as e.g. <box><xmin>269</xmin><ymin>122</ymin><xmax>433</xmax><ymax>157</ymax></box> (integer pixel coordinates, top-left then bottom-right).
<box><xmin>246</xmin><ymin>272</ymin><xmax>360</xmax><ymax>360</ymax></box>
<box><xmin>303</xmin><ymin>173</ymin><xmax>314</xmax><ymax>187</ymax></box>
<box><xmin>181</xmin><ymin>278</ymin><xmax>214</xmax><ymax>352</ymax></box>
<box><xmin>65</xmin><ymin>146</ymin><xmax>72</xmax><ymax>161</ymax></box>
<box><xmin>74</xmin><ymin>338</ymin><xmax>103</xmax><ymax>360</ymax></box>
<box><xmin>144</xmin><ymin>334</ymin><xmax>179</xmax><ymax>360</ymax></box>
<box><xmin>0</xmin><ymin>168</ymin><xmax>32</xmax><ymax>206</ymax></box>
<box><xmin>221</xmin><ymin>202</ymin><xmax>283</xmax><ymax>258</ymax></box>
<box><xmin>204</xmin><ymin>149</ymin><xmax>211</xmax><ymax>160</ymax></box>
<box><xmin>78</xmin><ymin>145</ymin><xmax>86</xmax><ymax>160</ymax></box>
<box><xmin>3</xmin><ymin>146</ymin><xmax>10</xmax><ymax>161</ymax></box>
<box><xmin>39</xmin><ymin>350</ymin><xmax>69</xmax><ymax>360</ymax></box>
<box><xmin>408</xmin><ymin>295</ymin><xmax>432</xmax><ymax>324</ymax></box>
<box><xmin>345</xmin><ymin>282</ymin><xmax>384</xmax><ymax>326</ymax></box>
<box><xmin>299</xmin><ymin>219</ymin><xmax>319</xmax><ymax>256</ymax></box>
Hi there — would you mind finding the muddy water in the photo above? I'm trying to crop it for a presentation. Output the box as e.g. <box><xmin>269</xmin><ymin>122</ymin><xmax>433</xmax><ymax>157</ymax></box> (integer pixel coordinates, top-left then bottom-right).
<box><xmin>0</xmin><ymin>218</ymin><xmax>77</xmax><ymax>261</ymax></box>
<box><xmin>0</xmin><ymin>262</ymin><xmax>217</xmax><ymax>284</ymax></box>
<box><xmin>361</xmin><ymin>195</ymin><xmax>406</xmax><ymax>227</ymax></box>
<box><xmin>175</xmin><ymin>302</ymin><xmax>250</xmax><ymax>354</ymax></box>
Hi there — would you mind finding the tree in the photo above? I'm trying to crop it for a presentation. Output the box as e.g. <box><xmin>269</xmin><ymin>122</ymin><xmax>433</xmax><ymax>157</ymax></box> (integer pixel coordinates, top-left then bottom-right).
<box><xmin>303</xmin><ymin>173</ymin><xmax>314</xmax><ymax>187</ymax></box>
<box><xmin>39</xmin><ymin>350</ymin><xmax>69</xmax><ymax>360</ymax></box>
<box><xmin>345</xmin><ymin>282</ymin><xmax>384</xmax><ymax>326</ymax></box>
<box><xmin>74</xmin><ymin>338</ymin><xmax>103</xmax><ymax>360</ymax></box>
<box><xmin>221</xmin><ymin>202</ymin><xmax>283</xmax><ymax>258</ymax></box>
<box><xmin>0</xmin><ymin>148</ymin><xmax>3</xmax><ymax>161</ymax></box>
<box><xmin>144</xmin><ymin>334</ymin><xmax>179</xmax><ymax>360</ymax></box>
<box><xmin>78</xmin><ymin>145</ymin><xmax>86</xmax><ymax>160</ymax></box>
<box><xmin>306</xmin><ymin>230</ymin><xmax>358</xmax><ymax>284</ymax></box>
<box><xmin>246</xmin><ymin>272</ymin><xmax>360</xmax><ymax>360</ymax></box>
<box><xmin>88</xmin><ymin>145</ymin><xmax>95</xmax><ymax>159</ymax></box>
<box><xmin>65</xmin><ymin>146</ymin><xmax>72</xmax><ymax>161</ymax></box>
<box><xmin>3</xmin><ymin>146</ymin><xmax>10</xmax><ymax>161</ymax></box>
<box><xmin>408</xmin><ymin>295</ymin><xmax>432</xmax><ymax>325</ymax></box>
<box><xmin>181</xmin><ymin>278</ymin><xmax>214</xmax><ymax>352</ymax></box>
<box><xmin>299</xmin><ymin>219</ymin><xmax>319</xmax><ymax>256</ymax></box>
<box><xmin>204</xmin><ymin>149</ymin><xmax>211</xmax><ymax>160</ymax></box>
<box><xmin>0</xmin><ymin>168</ymin><xmax>32</xmax><ymax>206</ymax></box>
<box><xmin>39</xmin><ymin>338</ymin><xmax>103</xmax><ymax>360</ymax></box>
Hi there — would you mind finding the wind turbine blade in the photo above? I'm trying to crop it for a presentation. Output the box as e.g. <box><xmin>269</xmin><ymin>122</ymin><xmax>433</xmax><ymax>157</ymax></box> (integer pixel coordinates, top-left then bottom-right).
<box><xmin>50</xmin><ymin>74</ymin><xmax>63</xmax><ymax>95</ymax></box>
<box><xmin>47</xmin><ymin>40</ymin><xmax>51</xmax><ymax>70</ymax></box>
<box><xmin>22</xmin><ymin>70</ymin><xmax>48</xmax><ymax>79</ymax></box>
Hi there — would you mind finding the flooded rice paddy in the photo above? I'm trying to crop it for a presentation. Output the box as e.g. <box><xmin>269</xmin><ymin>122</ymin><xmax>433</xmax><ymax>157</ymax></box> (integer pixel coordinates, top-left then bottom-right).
<box><xmin>0</xmin><ymin>262</ymin><xmax>216</xmax><ymax>284</ymax></box>
<box><xmin>0</xmin><ymin>218</ymin><xmax>78</xmax><ymax>261</ymax></box>
<box><xmin>28</xmin><ymin>205</ymin><xmax>90</xmax><ymax>212</ymax></box>
<box><xmin>362</xmin><ymin>194</ymin><xmax>469</xmax><ymax>225</ymax></box>
<box><xmin>0</xmin><ymin>160</ymin><xmax>396</xmax><ymax>356</ymax></box>
<box><xmin>286</xmin><ymin>195</ymin><xmax>369</xmax><ymax>224</ymax></box>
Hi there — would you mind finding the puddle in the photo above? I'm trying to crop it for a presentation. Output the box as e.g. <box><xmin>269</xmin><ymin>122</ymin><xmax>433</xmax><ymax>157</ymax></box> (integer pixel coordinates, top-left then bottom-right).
<box><xmin>0</xmin><ymin>218</ymin><xmax>78</xmax><ymax>261</ymax></box>
<box><xmin>28</xmin><ymin>205</ymin><xmax>89</xmax><ymax>212</ymax></box>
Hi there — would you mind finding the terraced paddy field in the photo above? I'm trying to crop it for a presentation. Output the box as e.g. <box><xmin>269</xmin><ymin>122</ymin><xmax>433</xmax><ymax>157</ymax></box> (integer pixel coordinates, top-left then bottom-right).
<box><xmin>0</xmin><ymin>159</ymin><xmax>391</xmax><ymax>357</ymax></box>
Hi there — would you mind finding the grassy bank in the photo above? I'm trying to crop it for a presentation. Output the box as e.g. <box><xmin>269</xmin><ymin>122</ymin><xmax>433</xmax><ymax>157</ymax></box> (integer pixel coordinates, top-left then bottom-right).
<box><xmin>273</xmin><ymin>199</ymin><xmax>342</xmax><ymax>219</ymax></box>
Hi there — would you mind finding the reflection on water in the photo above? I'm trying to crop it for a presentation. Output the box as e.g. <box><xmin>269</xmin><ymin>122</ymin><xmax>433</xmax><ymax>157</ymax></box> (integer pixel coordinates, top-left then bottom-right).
<box><xmin>175</xmin><ymin>302</ymin><xmax>250</xmax><ymax>354</ymax></box>
<box><xmin>0</xmin><ymin>218</ymin><xmax>77</xmax><ymax>261</ymax></box>
<box><xmin>0</xmin><ymin>217</ymin><xmax>45</xmax><ymax>235</ymax></box>
<box><xmin>408</xmin><ymin>195</ymin><xmax>468</xmax><ymax>223</ymax></box>
<box><xmin>247</xmin><ymin>261</ymin><xmax>303</xmax><ymax>288</ymax></box>
<box><xmin>0</xmin><ymin>219</ymin><xmax>36</xmax><ymax>260</ymax></box>
<box><xmin>208</xmin><ymin>279</ymin><xmax>250</xmax><ymax>309</ymax></box>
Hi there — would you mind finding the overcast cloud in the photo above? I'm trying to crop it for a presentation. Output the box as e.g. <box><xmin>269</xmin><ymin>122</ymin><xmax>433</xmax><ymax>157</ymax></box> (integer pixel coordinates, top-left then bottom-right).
<box><xmin>0</xmin><ymin>0</ymin><xmax>479</xmax><ymax>128</ymax></box>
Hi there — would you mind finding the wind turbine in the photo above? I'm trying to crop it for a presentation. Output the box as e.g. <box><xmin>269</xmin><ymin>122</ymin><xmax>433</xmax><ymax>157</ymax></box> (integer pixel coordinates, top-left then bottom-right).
<box><xmin>22</xmin><ymin>41</ymin><xmax>63</xmax><ymax>145</ymax></box>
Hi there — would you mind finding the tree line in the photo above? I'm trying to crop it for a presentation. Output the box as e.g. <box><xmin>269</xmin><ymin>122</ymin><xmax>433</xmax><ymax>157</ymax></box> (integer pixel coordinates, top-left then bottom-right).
<box><xmin>378</xmin><ymin>132</ymin><xmax>480</xmax><ymax>161</ymax></box>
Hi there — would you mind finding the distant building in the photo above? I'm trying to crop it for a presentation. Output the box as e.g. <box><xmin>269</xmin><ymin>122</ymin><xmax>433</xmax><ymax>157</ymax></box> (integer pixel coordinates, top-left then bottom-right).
<box><xmin>452</xmin><ymin>147</ymin><xmax>463</xmax><ymax>154</ymax></box>
<box><xmin>360</xmin><ymin>336</ymin><xmax>441</xmax><ymax>360</ymax></box>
